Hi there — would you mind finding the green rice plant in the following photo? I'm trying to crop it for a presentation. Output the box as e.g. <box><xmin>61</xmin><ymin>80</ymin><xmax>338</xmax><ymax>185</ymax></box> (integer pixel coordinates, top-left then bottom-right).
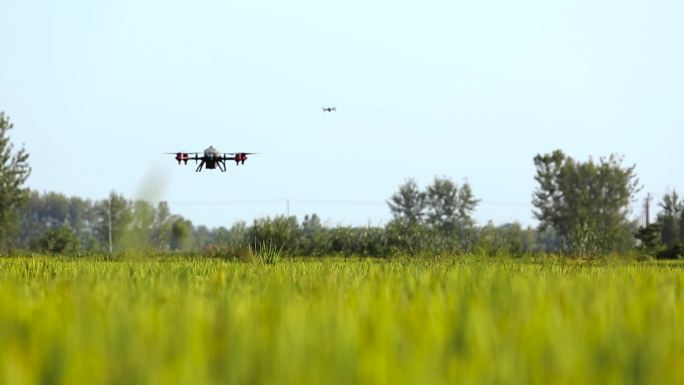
<box><xmin>251</xmin><ymin>241</ymin><xmax>284</xmax><ymax>264</ymax></box>
<box><xmin>1</xmin><ymin>256</ymin><xmax>684</xmax><ymax>385</ymax></box>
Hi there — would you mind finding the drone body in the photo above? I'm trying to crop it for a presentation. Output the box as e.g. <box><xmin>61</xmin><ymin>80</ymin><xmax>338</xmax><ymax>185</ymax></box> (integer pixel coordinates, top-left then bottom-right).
<box><xmin>322</xmin><ymin>106</ymin><xmax>336</xmax><ymax>112</ymax></box>
<box><xmin>169</xmin><ymin>146</ymin><xmax>255</xmax><ymax>172</ymax></box>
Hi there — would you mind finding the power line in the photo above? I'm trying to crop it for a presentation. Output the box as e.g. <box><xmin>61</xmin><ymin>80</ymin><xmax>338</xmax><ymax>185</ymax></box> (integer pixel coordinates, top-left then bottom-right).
<box><xmin>167</xmin><ymin>199</ymin><xmax>530</xmax><ymax>207</ymax></box>
<box><xmin>169</xmin><ymin>199</ymin><xmax>284</xmax><ymax>206</ymax></box>
<box><xmin>478</xmin><ymin>201</ymin><xmax>531</xmax><ymax>207</ymax></box>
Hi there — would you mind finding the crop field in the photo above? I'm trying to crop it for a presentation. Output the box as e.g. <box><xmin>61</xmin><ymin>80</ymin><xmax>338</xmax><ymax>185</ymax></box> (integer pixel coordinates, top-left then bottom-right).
<box><xmin>1</xmin><ymin>257</ymin><xmax>684</xmax><ymax>385</ymax></box>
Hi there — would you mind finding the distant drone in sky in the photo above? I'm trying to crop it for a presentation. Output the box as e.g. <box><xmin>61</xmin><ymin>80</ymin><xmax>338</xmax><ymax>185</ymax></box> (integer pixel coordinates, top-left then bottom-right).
<box><xmin>167</xmin><ymin>146</ymin><xmax>256</xmax><ymax>172</ymax></box>
<box><xmin>322</xmin><ymin>106</ymin><xmax>336</xmax><ymax>112</ymax></box>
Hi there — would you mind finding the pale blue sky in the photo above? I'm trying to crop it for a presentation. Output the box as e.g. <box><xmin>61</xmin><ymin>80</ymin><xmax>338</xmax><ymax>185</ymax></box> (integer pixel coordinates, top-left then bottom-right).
<box><xmin>1</xmin><ymin>0</ymin><xmax>682</xmax><ymax>228</ymax></box>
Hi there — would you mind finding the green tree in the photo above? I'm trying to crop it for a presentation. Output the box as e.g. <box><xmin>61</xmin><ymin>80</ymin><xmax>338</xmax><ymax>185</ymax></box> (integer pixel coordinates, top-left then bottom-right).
<box><xmin>193</xmin><ymin>225</ymin><xmax>213</xmax><ymax>250</ymax></box>
<box><xmin>456</xmin><ymin>182</ymin><xmax>479</xmax><ymax>229</ymax></box>
<box><xmin>425</xmin><ymin>177</ymin><xmax>479</xmax><ymax>239</ymax></box>
<box><xmin>475</xmin><ymin>221</ymin><xmax>499</xmax><ymax>256</ymax></box>
<box><xmin>387</xmin><ymin>178</ymin><xmax>426</xmax><ymax>225</ymax></box>
<box><xmin>124</xmin><ymin>200</ymin><xmax>157</xmax><ymax>250</ymax></box>
<box><xmin>17</xmin><ymin>191</ymin><xmax>103</xmax><ymax>251</ymax></box>
<box><xmin>635</xmin><ymin>223</ymin><xmax>662</xmax><ymax>258</ymax></box>
<box><xmin>17</xmin><ymin>191</ymin><xmax>50</xmax><ymax>247</ymax></box>
<box><xmin>535</xmin><ymin>226</ymin><xmax>561</xmax><ymax>252</ymax></box>
<box><xmin>170</xmin><ymin>217</ymin><xmax>194</xmax><ymax>251</ymax></box>
<box><xmin>17</xmin><ymin>192</ymin><xmax>69</xmax><ymax>248</ymax></box>
<box><xmin>33</xmin><ymin>225</ymin><xmax>80</xmax><ymax>255</ymax></box>
<box><xmin>300</xmin><ymin>214</ymin><xmax>327</xmax><ymax>256</ymax></box>
<box><xmin>214</xmin><ymin>221</ymin><xmax>248</xmax><ymax>249</ymax></box>
<box><xmin>67</xmin><ymin>196</ymin><xmax>98</xmax><ymax>250</ymax></box>
<box><xmin>657</xmin><ymin>190</ymin><xmax>682</xmax><ymax>246</ymax></box>
<box><xmin>152</xmin><ymin>201</ymin><xmax>172</xmax><ymax>250</ymax></box>
<box><xmin>680</xmin><ymin>209</ymin><xmax>684</xmax><ymax>244</ymax></box>
<box><xmin>474</xmin><ymin>222</ymin><xmax>536</xmax><ymax>257</ymax></box>
<box><xmin>38</xmin><ymin>192</ymin><xmax>70</xmax><ymax>227</ymax></box>
<box><xmin>532</xmin><ymin>150</ymin><xmax>640</xmax><ymax>255</ymax></box>
<box><xmin>95</xmin><ymin>192</ymin><xmax>132</xmax><ymax>252</ymax></box>
<box><xmin>425</xmin><ymin>177</ymin><xmax>458</xmax><ymax>232</ymax></box>
<box><xmin>0</xmin><ymin>112</ymin><xmax>31</xmax><ymax>249</ymax></box>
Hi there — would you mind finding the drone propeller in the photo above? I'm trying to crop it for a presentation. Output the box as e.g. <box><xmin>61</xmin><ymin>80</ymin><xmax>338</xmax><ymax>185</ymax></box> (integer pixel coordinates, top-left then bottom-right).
<box><xmin>224</xmin><ymin>152</ymin><xmax>258</xmax><ymax>165</ymax></box>
<box><xmin>166</xmin><ymin>152</ymin><xmax>201</xmax><ymax>165</ymax></box>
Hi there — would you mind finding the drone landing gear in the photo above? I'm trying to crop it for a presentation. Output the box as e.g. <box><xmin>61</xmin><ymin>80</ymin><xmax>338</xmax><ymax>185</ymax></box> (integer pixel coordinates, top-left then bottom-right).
<box><xmin>195</xmin><ymin>160</ymin><xmax>205</xmax><ymax>172</ymax></box>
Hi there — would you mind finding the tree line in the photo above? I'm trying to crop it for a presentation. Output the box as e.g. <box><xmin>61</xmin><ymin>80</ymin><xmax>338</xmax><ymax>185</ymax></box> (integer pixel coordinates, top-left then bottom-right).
<box><xmin>1</xmin><ymin>111</ymin><xmax>683</xmax><ymax>258</ymax></box>
<box><xmin>14</xmin><ymin>189</ymin><xmax>547</xmax><ymax>257</ymax></box>
<box><xmin>16</xmin><ymin>191</ymin><xmax>195</xmax><ymax>253</ymax></box>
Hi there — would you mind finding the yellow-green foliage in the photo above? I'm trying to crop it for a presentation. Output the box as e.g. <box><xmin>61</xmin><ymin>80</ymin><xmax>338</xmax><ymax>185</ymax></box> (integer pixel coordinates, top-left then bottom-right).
<box><xmin>1</xmin><ymin>257</ymin><xmax>684</xmax><ymax>385</ymax></box>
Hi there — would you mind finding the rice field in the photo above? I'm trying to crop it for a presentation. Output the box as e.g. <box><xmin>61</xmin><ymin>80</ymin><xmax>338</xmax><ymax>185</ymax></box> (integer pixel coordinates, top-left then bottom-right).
<box><xmin>1</xmin><ymin>256</ymin><xmax>683</xmax><ymax>385</ymax></box>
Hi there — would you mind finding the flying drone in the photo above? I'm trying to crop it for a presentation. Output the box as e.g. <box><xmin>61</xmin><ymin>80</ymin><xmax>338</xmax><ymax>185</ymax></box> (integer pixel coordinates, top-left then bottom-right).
<box><xmin>167</xmin><ymin>146</ymin><xmax>256</xmax><ymax>172</ymax></box>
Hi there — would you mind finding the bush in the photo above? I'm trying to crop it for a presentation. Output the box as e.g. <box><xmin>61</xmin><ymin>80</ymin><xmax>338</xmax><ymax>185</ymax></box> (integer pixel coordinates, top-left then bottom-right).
<box><xmin>656</xmin><ymin>243</ymin><xmax>684</xmax><ymax>260</ymax></box>
<box><xmin>32</xmin><ymin>225</ymin><xmax>80</xmax><ymax>255</ymax></box>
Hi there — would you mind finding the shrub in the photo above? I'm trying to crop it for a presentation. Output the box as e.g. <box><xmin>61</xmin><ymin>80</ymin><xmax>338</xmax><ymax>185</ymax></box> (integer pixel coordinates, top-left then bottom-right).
<box><xmin>656</xmin><ymin>243</ymin><xmax>684</xmax><ymax>260</ymax></box>
<box><xmin>32</xmin><ymin>225</ymin><xmax>80</xmax><ymax>255</ymax></box>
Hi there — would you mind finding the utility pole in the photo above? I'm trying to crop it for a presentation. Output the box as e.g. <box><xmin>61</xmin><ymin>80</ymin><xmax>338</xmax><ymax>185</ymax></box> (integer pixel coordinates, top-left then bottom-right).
<box><xmin>644</xmin><ymin>193</ymin><xmax>652</xmax><ymax>226</ymax></box>
<box><xmin>108</xmin><ymin>195</ymin><xmax>113</xmax><ymax>253</ymax></box>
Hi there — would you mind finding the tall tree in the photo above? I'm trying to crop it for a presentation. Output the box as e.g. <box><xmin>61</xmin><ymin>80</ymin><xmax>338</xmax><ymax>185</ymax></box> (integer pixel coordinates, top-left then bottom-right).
<box><xmin>17</xmin><ymin>191</ymin><xmax>50</xmax><ymax>248</ymax></box>
<box><xmin>17</xmin><ymin>191</ymin><xmax>100</xmax><ymax>250</ymax></box>
<box><xmin>532</xmin><ymin>150</ymin><xmax>640</xmax><ymax>254</ymax></box>
<box><xmin>657</xmin><ymin>190</ymin><xmax>682</xmax><ymax>246</ymax></box>
<box><xmin>17</xmin><ymin>191</ymin><xmax>69</xmax><ymax>248</ymax></box>
<box><xmin>425</xmin><ymin>176</ymin><xmax>479</xmax><ymax>235</ymax></box>
<box><xmin>680</xmin><ymin>209</ymin><xmax>684</xmax><ymax>244</ymax></box>
<box><xmin>152</xmin><ymin>201</ymin><xmax>172</xmax><ymax>250</ymax></box>
<box><xmin>387</xmin><ymin>178</ymin><xmax>426</xmax><ymax>225</ymax></box>
<box><xmin>457</xmin><ymin>181</ymin><xmax>479</xmax><ymax>229</ymax></box>
<box><xmin>0</xmin><ymin>112</ymin><xmax>31</xmax><ymax>248</ymax></box>
<box><xmin>67</xmin><ymin>196</ymin><xmax>98</xmax><ymax>249</ymax></box>
<box><xmin>425</xmin><ymin>177</ymin><xmax>459</xmax><ymax>232</ymax></box>
<box><xmin>302</xmin><ymin>214</ymin><xmax>323</xmax><ymax>234</ymax></box>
